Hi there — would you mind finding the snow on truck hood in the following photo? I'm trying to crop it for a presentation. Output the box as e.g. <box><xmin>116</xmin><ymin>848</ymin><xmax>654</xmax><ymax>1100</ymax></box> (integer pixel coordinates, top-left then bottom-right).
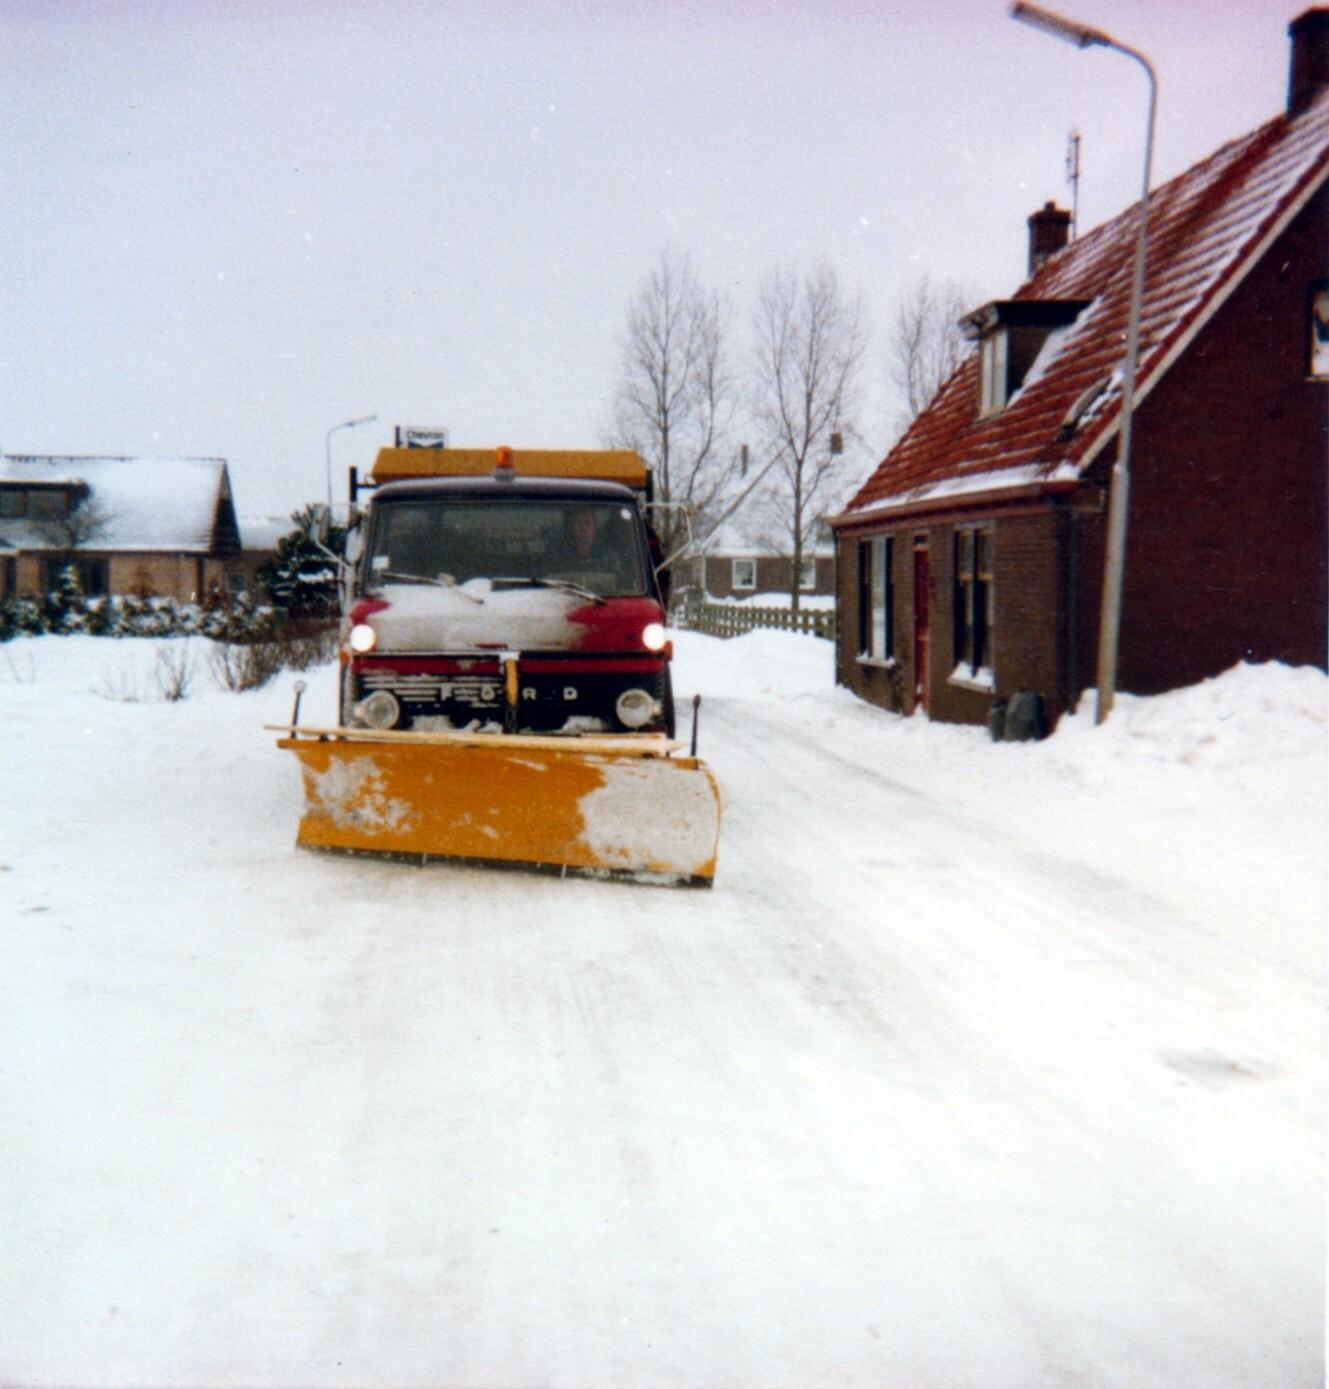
<box><xmin>367</xmin><ymin>579</ymin><xmax>587</xmax><ymax>652</ymax></box>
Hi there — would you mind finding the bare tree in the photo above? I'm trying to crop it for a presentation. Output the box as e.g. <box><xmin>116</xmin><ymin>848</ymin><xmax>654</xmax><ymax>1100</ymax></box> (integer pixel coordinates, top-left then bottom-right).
<box><xmin>751</xmin><ymin>261</ymin><xmax>868</xmax><ymax>615</ymax></box>
<box><xmin>32</xmin><ymin>494</ymin><xmax>113</xmax><ymax>553</ymax></box>
<box><xmin>608</xmin><ymin>246</ymin><xmax>739</xmax><ymax>573</ymax></box>
<box><xmin>888</xmin><ymin>272</ymin><xmax>972</xmax><ymax>434</ymax></box>
<box><xmin>33</xmin><ymin>494</ymin><xmax>114</xmax><ymax>591</ymax></box>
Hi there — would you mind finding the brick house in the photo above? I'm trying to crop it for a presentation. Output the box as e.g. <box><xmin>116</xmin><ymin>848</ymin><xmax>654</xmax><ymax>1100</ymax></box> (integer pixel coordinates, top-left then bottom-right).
<box><xmin>0</xmin><ymin>455</ymin><xmax>257</xmax><ymax>604</ymax></box>
<box><xmin>678</xmin><ymin>519</ymin><xmax>836</xmax><ymax>602</ymax></box>
<box><xmin>831</xmin><ymin>9</ymin><xmax>1329</xmax><ymax>730</ymax></box>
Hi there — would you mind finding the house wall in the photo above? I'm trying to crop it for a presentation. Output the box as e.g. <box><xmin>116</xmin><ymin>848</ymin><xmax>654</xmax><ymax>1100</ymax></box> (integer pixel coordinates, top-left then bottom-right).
<box><xmin>1</xmin><ymin>551</ymin><xmax>252</xmax><ymax>604</ymax></box>
<box><xmin>109</xmin><ymin>553</ymin><xmax>199</xmax><ymax>599</ymax></box>
<box><xmin>836</xmin><ymin>508</ymin><xmax>1070</xmax><ymax>726</ymax></box>
<box><xmin>992</xmin><ymin>508</ymin><xmax>1075</xmax><ymax>716</ymax></box>
<box><xmin>702</xmin><ymin>554</ymin><xmax>834</xmax><ymax>599</ymax></box>
<box><xmin>1</xmin><ymin>554</ymin><xmax>34</xmax><ymax>599</ymax></box>
<box><xmin>1090</xmin><ymin>183</ymin><xmax>1329</xmax><ymax>696</ymax></box>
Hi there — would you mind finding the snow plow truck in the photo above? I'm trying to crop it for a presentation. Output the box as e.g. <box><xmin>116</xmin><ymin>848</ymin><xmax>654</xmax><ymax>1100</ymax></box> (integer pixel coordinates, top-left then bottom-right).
<box><xmin>275</xmin><ymin>444</ymin><xmax>721</xmax><ymax>885</ymax></box>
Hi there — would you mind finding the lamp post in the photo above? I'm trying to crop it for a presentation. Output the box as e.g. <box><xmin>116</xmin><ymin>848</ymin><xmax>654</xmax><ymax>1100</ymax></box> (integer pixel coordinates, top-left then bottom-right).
<box><xmin>325</xmin><ymin>415</ymin><xmax>377</xmax><ymax>514</ymax></box>
<box><xmin>1011</xmin><ymin>1</ymin><xmax>1156</xmax><ymax>724</ymax></box>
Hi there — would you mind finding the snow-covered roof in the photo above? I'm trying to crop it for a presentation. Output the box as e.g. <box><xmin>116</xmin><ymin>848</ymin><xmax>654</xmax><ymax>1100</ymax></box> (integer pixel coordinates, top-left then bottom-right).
<box><xmin>839</xmin><ymin>87</ymin><xmax>1329</xmax><ymax>523</ymax></box>
<box><xmin>0</xmin><ymin>455</ymin><xmax>231</xmax><ymax>553</ymax></box>
<box><xmin>239</xmin><ymin>515</ymin><xmax>295</xmax><ymax>552</ymax></box>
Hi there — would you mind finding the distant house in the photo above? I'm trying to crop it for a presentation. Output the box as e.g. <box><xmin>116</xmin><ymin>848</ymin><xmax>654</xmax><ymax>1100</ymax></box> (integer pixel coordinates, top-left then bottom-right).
<box><xmin>831</xmin><ymin>8</ymin><xmax>1329</xmax><ymax>730</ymax></box>
<box><xmin>0</xmin><ymin>455</ymin><xmax>254</xmax><ymax>604</ymax></box>
<box><xmin>237</xmin><ymin>513</ymin><xmax>296</xmax><ymax>579</ymax></box>
<box><xmin>678</xmin><ymin>518</ymin><xmax>836</xmax><ymax>603</ymax></box>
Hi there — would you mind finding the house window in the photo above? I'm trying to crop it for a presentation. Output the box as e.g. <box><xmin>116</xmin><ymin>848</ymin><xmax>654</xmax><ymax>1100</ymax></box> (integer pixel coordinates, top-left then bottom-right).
<box><xmin>1310</xmin><ymin>283</ymin><xmax>1329</xmax><ymax>377</ymax></box>
<box><xmin>0</xmin><ymin>489</ymin><xmax>25</xmax><ymax>519</ymax></box>
<box><xmin>979</xmin><ymin>331</ymin><xmax>1009</xmax><ymax>415</ymax></box>
<box><xmin>798</xmin><ymin>558</ymin><xmax>817</xmax><ymax>591</ymax></box>
<box><xmin>964</xmin><ymin>298</ymin><xmax>1091</xmax><ymax>417</ymax></box>
<box><xmin>732</xmin><ymin>558</ymin><xmax>756</xmax><ymax>591</ymax></box>
<box><xmin>953</xmin><ymin>528</ymin><xmax>993</xmax><ymax>677</ymax></box>
<box><xmin>40</xmin><ymin>557</ymin><xmax>107</xmax><ymax>596</ymax></box>
<box><xmin>858</xmin><ymin>536</ymin><xmax>893</xmax><ymax>660</ymax></box>
<box><xmin>2</xmin><ymin>557</ymin><xmax>15</xmax><ymax>595</ymax></box>
<box><xmin>28</xmin><ymin>490</ymin><xmax>68</xmax><ymax>520</ymax></box>
<box><xmin>82</xmin><ymin>558</ymin><xmax>108</xmax><ymax>596</ymax></box>
<box><xmin>227</xmin><ymin>571</ymin><xmax>248</xmax><ymax>596</ymax></box>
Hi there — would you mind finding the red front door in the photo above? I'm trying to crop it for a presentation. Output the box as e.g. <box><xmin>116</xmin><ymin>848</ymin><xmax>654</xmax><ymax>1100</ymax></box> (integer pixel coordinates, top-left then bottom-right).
<box><xmin>913</xmin><ymin>538</ymin><xmax>929</xmax><ymax>712</ymax></box>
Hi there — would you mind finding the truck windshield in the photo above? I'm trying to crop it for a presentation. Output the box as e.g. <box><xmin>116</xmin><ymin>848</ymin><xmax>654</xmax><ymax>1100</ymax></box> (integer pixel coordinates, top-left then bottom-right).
<box><xmin>366</xmin><ymin>499</ymin><xmax>649</xmax><ymax>597</ymax></box>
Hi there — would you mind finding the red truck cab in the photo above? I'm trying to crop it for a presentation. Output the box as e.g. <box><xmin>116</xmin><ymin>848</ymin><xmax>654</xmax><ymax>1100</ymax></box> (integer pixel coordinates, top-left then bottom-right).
<box><xmin>341</xmin><ymin>448</ymin><xmax>675</xmax><ymax>737</ymax></box>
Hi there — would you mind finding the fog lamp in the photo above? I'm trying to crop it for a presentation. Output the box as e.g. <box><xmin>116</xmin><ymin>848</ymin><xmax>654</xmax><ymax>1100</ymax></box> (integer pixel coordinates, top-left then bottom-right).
<box><xmin>354</xmin><ymin>690</ymin><xmax>401</xmax><ymax>730</ymax></box>
<box><xmin>615</xmin><ymin>687</ymin><xmax>658</xmax><ymax>729</ymax></box>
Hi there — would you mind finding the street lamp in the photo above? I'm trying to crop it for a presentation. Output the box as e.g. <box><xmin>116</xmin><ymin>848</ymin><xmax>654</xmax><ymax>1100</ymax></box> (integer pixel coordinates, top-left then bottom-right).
<box><xmin>1011</xmin><ymin>1</ymin><xmax>1156</xmax><ymax>724</ymax></box>
<box><xmin>325</xmin><ymin>414</ymin><xmax>377</xmax><ymax>513</ymax></box>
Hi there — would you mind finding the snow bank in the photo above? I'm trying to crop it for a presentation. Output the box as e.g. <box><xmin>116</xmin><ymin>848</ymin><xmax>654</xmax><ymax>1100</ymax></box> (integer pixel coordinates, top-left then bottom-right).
<box><xmin>676</xmin><ymin>627</ymin><xmax>1327</xmax><ymax>769</ymax></box>
<box><xmin>674</xmin><ymin>627</ymin><xmax>836</xmax><ymax>701</ymax></box>
<box><xmin>1053</xmin><ymin>660</ymin><xmax>1328</xmax><ymax>769</ymax></box>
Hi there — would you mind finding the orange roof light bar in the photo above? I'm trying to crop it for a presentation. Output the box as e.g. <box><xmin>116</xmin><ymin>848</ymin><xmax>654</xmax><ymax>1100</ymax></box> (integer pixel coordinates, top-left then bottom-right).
<box><xmin>369</xmin><ymin>446</ymin><xmax>648</xmax><ymax>489</ymax></box>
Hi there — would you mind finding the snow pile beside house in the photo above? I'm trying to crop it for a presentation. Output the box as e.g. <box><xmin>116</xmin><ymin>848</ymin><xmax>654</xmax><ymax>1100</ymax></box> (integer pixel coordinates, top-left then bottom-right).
<box><xmin>677</xmin><ymin>628</ymin><xmax>1327</xmax><ymax>768</ymax></box>
<box><xmin>1053</xmin><ymin>659</ymin><xmax>1328</xmax><ymax>769</ymax></box>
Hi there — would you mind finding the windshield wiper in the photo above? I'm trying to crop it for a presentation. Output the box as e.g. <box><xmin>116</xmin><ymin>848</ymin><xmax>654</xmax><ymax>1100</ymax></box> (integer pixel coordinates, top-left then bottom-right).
<box><xmin>375</xmin><ymin>570</ymin><xmax>485</xmax><ymax>603</ymax></box>
<box><xmin>492</xmin><ymin>576</ymin><xmax>606</xmax><ymax>605</ymax></box>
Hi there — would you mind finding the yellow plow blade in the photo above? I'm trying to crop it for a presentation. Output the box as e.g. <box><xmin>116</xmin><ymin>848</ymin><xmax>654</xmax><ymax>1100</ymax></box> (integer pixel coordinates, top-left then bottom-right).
<box><xmin>274</xmin><ymin>727</ymin><xmax>721</xmax><ymax>885</ymax></box>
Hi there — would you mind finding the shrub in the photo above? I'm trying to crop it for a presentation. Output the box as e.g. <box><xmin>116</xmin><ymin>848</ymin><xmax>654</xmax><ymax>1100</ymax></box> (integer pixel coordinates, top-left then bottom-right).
<box><xmin>207</xmin><ymin>639</ymin><xmax>288</xmax><ymax>693</ymax></box>
<box><xmin>154</xmin><ymin>641</ymin><xmax>195</xmax><ymax>702</ymax></box>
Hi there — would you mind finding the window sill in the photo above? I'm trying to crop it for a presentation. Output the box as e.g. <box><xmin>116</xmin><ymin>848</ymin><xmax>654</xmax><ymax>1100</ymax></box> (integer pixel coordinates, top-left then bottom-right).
<box><xmin>856</xmin><ymin>655</ymin><xmax>897</xmax><ymax>670</ymax></box>
<box><xmin>948</xmin><ymin>664</ymin><xmax>995</xmax><ymax>693</ymax></box>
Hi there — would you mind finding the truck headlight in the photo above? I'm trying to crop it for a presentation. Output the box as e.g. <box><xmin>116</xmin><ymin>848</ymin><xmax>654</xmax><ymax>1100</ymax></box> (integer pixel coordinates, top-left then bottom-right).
<box><xmin>615</xmin><ymin>687</ymin><xmax>658</xmax><ymax>729</ymax></box>
<box><xmin>349</xmin><ymin>623</ymin><xmax>378</xmax><ymax>653</ymax></box>
<box><xmin>641</xmin><ymin>622</ymin><xmax>667</xmax><ymax>652</ymax></box>
<box><xmin>354</xmin><ymin>690</ymin><xmax>401</xmax><ymax>730</ymax></box>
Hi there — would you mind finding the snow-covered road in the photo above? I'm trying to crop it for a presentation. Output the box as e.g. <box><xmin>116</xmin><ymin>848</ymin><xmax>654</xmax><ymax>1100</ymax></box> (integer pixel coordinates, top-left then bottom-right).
<box><xmin>2</xmin><ymin>633</ymin><xmax>1323</xmax><ymax>1387</ymax></box>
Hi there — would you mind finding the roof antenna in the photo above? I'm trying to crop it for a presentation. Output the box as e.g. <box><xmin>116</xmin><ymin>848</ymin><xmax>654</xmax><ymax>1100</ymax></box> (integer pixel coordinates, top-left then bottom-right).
<box><xmin>1066</xmin><ymin>128</ymin><xmax>1081</xmax><ymax>240</ymax></box>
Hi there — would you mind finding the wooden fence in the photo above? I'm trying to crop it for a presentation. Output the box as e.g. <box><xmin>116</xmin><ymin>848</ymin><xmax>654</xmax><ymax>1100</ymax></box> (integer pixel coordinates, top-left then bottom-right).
<box><xmin>673</xmin><ymin>591</ymin><xmax>836</xmax><ymax>641</ymax></box>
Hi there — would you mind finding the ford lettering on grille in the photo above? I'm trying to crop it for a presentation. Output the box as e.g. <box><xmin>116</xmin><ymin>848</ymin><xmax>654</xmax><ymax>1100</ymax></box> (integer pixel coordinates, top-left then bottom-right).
<box><xmin>361</xmin><ymin>671</ymin><xmax>500</xmax><ymax>707</ymax></box>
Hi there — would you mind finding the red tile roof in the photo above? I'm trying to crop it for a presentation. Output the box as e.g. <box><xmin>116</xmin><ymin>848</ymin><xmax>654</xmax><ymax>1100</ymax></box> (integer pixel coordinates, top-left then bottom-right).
<box><xmin>838</xmin><ymin>89</ymin><xmax>1329</xmax><ymax>524</ymax></box>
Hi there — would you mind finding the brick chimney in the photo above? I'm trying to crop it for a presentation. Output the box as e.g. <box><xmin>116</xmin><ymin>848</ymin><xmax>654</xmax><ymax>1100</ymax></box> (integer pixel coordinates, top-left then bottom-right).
<box><xmin>1027</xmin><ymin>202</ymin><xmax>1072</xmax><ymax>276</ymax></box>
<box><xmin>1288</xmin><ymin>7</ymin><xmax>1329</xmax><ymax>115</ymax></box>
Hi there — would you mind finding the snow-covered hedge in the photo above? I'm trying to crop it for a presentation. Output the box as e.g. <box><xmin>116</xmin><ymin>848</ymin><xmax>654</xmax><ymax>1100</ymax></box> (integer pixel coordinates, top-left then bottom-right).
<box><xmin>0</xmin><ymin>587</ymin><xmax>289</xmax><ymax>643</ymax></box>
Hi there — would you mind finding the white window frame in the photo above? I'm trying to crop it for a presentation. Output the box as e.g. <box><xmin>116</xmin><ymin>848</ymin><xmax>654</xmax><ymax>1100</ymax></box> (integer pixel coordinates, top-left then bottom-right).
<box><xmin>952</xmin><ymin>526</ymin><xmax>994</xmax><ymax>680</ymax></box>
<box><xmin>857</xmin><ymin>535</ymin><xmax>893</xmax><ymax>664</ymax></box>
<box><xmin>979</xmin><ymin>330</ymin><xmax>1009</xmax><ymax>415</ymax></box>
<box><xmin>798</xmin><ymin>557</ymin><xmax>817</xmax><ymax>591</ymax></box>
<box><xmin>731</xmin><ymin>557</ymin><xmax>756</xmax><ymax>591</ymax></box>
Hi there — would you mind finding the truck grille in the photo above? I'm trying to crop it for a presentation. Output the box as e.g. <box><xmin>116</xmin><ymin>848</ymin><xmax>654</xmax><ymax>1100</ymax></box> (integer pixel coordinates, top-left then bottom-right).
<box><xmin>352</xmin><ymin>666</ymin><xmax>666</xmax><ymax>731</ymax></box>
<box><xmin>360</xmin><ymin>669</ymin><xmax>502</xmax><ymax>709</ymax></box>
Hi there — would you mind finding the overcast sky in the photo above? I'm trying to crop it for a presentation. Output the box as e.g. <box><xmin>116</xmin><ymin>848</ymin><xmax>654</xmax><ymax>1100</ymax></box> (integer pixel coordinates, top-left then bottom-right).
<box><xmin>1</xmin><ymin>0</ymin><xmax>1304</xmax><ymax>520</ymax></box>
